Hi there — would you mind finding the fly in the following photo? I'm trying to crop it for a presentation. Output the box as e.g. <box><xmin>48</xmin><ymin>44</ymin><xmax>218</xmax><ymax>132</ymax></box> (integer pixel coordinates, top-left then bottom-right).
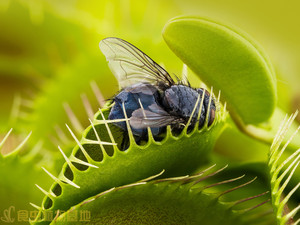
<box><xmin>99</xmin><ymin>37</ymin><xmax>216</xmax><ymax>143</ymax></box>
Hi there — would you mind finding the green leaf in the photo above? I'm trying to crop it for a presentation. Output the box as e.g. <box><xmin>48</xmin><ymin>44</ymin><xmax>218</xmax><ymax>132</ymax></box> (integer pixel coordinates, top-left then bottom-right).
<box><xmin>51</xmin><ymin>165</ymin><xmax>274</xmax><ymax>225</ymax></box>
<box><xmin>163</xmin><ymin>16</ymin><xmax>277</xmax><ymax>125</ymax></box>
<box><xmin>31</xmin><ymin>101</ymin><xmax>226</xmax><ymax>225</ymax></box>
<box><xmin>0</xmin><ymin>130</ymin><xmax>52</xmax><ymax>225</ymax></box>
<box><xmin>268</xmin><ymin>112</ymin><xmax>300</xmax><ymax>225</ymax></box>
<box><xmin>26</xmin><ymin>55</ymin><xmax>114</xmax><ymax>150</ymax></box>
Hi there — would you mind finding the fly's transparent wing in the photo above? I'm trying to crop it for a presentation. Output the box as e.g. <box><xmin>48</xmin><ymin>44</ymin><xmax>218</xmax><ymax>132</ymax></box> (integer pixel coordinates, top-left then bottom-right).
<box><xmin>130</xmin><ymin>109</ymin><xmax>178</xmax><ymax>129</ymax></box>
<box><xmin>130</xmin><ymin>104</ymin><xmax>182</xmax><ymax>129</ymax></box>
<box><xmin>99</xmin><ymin>37</ymin><xmax>175</xmax><ymax>88</ymax></box>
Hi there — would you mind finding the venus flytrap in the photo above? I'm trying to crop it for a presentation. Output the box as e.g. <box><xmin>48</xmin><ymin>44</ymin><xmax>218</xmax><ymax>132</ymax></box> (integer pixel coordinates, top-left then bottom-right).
<box><xmin>0</xmin><ymin>129</ymin><xmax>32</xmax><ymax>158</ymax></box>
<box><xmin>268</xmin><ymin>112</ymin><xmax>300</xmax><ymax>224</ymax></box>
<box><xmin>29</xmin><ymin>15</ymin><xmax>300</xmax><ymax>225</ymax></box>
<box><xmin>162</xmin><ymin>16</ymin><xmax>300</xmax><ymax>151</ymax></box>
<box><xmin>0</xmin><ymin>128</ymin><xmax>13</xmax><ymax>152</ymax></box>
<box><xmin>50</xmin><ymin>165</ymin><xmax>273</xmax><ymax>225</ymax></box>
<box><xmin>3</xmin><ymin>1</ymin><xmax>300</xmax><ymax>224</ymax></box>
<box><xmin>31</xmin><ymin>95</ymin><xmax>226</xmax><ymax>225</ymax></box>
<box><xmin>0</xmin><ymin>129</ymin><xmax>52</xmax><ymax>221</ymax></box>
<box><xmin>163</xmin><ymin>16</ymin><xmax>276</xmax><ymax>125</ymax></box>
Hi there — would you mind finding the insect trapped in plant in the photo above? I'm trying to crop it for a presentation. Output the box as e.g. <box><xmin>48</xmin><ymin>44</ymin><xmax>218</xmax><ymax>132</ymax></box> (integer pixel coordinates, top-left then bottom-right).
<box><xmin>99</xmin><ymin>37</ymin><xmax>216</xmax><ymax>142</ymax></box>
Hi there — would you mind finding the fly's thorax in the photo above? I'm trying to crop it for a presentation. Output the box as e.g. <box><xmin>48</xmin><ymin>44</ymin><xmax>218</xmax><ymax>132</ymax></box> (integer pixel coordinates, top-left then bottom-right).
<box><xmin>195</xmin><ymin>88</ymin><xmax>216</xmax><ymax>109</ymax></box>
<box><xmin>162</xmin><ymin>85</ymin><xmax>206</xmax><ymax>120</ymax></box>
<box><xmin>196</xmin><ymin>88</ymin><xmax>216</xmax><ymax>126</ymax></box>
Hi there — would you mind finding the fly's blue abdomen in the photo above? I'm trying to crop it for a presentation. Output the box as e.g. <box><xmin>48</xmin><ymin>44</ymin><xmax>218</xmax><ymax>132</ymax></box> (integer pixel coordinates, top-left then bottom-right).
<box><xmin>108</xmin><ymin>83</ymin><xmax>162</xmax><ymax>137</ymax></box>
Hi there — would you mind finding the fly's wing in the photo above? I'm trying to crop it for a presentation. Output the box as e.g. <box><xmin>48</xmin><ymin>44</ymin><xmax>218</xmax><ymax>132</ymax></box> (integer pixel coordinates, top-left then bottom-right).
<box><xmin>99</xmin><ymin>37</ymin><xmax>175</xmax><ymax>88</ymax></box>
<box><xmin>130</xmin><ymin>104</ymin><xmax>182</xmax><ymax>129</ymax></box>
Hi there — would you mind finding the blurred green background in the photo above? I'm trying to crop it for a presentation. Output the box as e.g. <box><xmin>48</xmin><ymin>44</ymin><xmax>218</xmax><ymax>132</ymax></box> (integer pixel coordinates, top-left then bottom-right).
<box><xmin>1</xmin><ymin>0</ymin><xmax>300</xmax><ymax>158</ymax></box>
<box><xmin>0</xmin><ymin>0</ymin><xmax>300</xmax><ymax>223</ymax></box>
